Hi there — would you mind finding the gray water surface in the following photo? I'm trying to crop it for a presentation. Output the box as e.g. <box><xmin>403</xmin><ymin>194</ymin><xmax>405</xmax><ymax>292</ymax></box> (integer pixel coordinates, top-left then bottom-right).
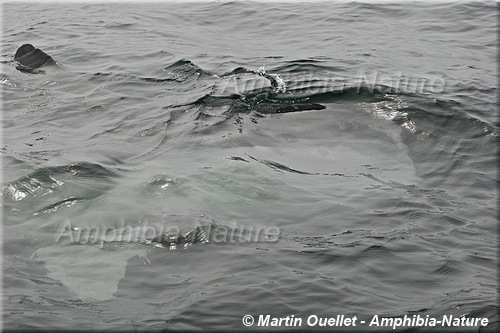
<box><xmin>1</xmin><ymin>2</ymin><xmax>498</xmax><ymax>331</ymax></box>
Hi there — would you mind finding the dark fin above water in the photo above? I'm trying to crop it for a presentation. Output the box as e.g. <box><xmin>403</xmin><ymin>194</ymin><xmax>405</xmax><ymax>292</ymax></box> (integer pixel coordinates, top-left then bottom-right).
<box><xmin>255</xmin><ymin>102</ymin><xmax>326</xmax><ymax>114</ymax></box>
<box><xmin>14</xmin><ymin>44</ymin><xmax>57</xmax><ymax>73</ymax></box>
<box><xmin>273</xmin><ymin>103</ymin><xmax>326</xmax><ymax>113</ymax></box>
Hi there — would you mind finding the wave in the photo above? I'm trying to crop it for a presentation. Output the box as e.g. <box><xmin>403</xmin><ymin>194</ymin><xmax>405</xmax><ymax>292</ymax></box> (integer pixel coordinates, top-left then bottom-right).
<box><xmin>2</xmin><ymin>162</ymin><xmax>119</xmax><ymax>220</ymax></box>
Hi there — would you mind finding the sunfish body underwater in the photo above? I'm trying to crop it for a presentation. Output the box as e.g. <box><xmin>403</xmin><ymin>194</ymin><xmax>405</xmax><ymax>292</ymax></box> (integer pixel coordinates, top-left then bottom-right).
<box><xmin>12</xmin><ymin>44</ymin><xmax>325</xmax><ymax>114</ymax></box>
<box><xmin>9</xmin><ymin>44</ymin><xmax>422</xmax><ymax>302</ymax></box>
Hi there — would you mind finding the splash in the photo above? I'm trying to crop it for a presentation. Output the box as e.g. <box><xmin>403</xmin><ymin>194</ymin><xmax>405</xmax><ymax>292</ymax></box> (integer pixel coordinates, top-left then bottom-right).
<box><xmin>256</xmin><ymin>66</ymin><xmax>287</xmax><ymax>94</ymax></box>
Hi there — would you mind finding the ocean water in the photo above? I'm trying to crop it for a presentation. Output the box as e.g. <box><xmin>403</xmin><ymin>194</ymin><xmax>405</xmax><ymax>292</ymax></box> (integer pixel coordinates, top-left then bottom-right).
<box><xmin>1</xmin><ymin>1</ymin><xmax>498</xmax><ymax>331</ymax></box>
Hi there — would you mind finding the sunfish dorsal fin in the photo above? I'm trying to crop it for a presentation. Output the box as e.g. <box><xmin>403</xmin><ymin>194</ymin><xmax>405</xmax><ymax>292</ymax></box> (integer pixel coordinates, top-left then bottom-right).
<box><xmin>14</xmin><ymin>44</ymin><xmax>57</xmax><ymax>73</ymax></box>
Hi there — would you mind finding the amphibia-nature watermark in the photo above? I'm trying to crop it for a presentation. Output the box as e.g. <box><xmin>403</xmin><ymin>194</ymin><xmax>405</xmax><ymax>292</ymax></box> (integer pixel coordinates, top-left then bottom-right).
<box><xmin>55</xmin><ymin>219</ymin><xmax>281</xmax><ymax>248</ymax></box>
<box><xmin>214</xmin><ymin>70</ymin><xmax>445</xmax><ymax>96</ymax></box>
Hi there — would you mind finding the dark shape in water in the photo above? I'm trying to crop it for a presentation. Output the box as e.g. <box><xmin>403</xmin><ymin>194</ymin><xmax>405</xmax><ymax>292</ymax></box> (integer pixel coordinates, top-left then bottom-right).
<box><xmin>253</xmin><ymin>102</ymin><xmax>325</xmax><ymax>113</ymax></box>
<box><xmin>14</xmin><ymin>44</ymin><xmax>57</xmax><ymax>73</ymax></box>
